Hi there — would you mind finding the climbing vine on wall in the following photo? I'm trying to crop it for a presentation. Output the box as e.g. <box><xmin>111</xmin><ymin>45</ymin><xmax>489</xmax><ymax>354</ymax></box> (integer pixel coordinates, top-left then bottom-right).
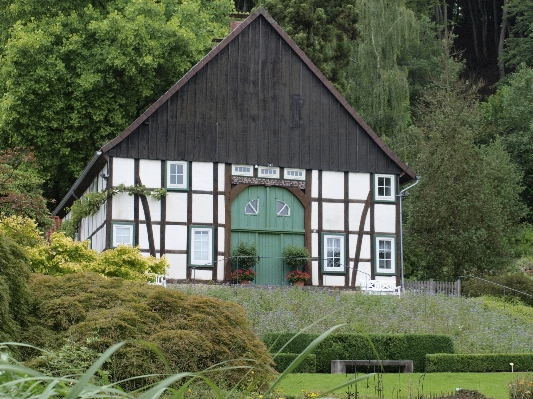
<box><xmin>60</xmin><ymin>184</ymin><xmax>167</xmax><ymax>238</ymax></box>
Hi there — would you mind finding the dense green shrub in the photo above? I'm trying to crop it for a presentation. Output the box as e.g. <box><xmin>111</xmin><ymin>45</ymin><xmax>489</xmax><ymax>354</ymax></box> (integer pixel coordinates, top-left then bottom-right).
<box><xmin>263</xmin><ymin>333</ymin><xmax>454</xmax><ymax>372</ymax></box>
<box><xmin>23</xmin><ymin>272</ymin><xmax>274</xmax><ymax>390</ymax></box>
<box><xmin>232</xmin><ymin>241</ymin><xmax>259</xmax><ymax>269</ymax></box>
<box><xmin>272</xmin><ymin>353</ymin><xmax>316</xmax><ymax>373</ymax></box>
<box><xmin>0</xmin><ymin>231</ymin><xmax>32</xmax><ymax>342</ymax></box>
<box><xmin>282</xmin><ymin>245</ymin><xmax>311</xmax><ymax>269</ymax></box>
<box><xmin>426</xmin><ymin>353</ymin><xmax>533</xmax><ymax>372</ymax></box>
<box><xmin>462</xmin><ymin>273</ymin><xmax>533</xmax><ymax>306</ymax></box>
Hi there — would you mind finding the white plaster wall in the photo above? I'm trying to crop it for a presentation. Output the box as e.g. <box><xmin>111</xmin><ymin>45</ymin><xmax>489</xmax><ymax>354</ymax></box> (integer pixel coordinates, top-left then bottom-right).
<box><xmin>349</xmin><ymin>203</ymin><xmax>370</xmax><ymax>232</ymax></box>
<box><xmin>311</xmin><ymin>201</ymin><xmax>319</xmax><ymax>230</ymax></box>
<box><xmin>312</xmin><ymin>232</ymin><xmax>319</xmax><ymax>257</ymax></box>
<box><xmin>166</xmin><ymin>192</ymin><xmax>188</xmax><ymax>222</ymax></box>
<box><xmin>165</xmin><ymin>225</ymin><xmax>187</xmax><ymax>250</ymax></box>
<box><xmin>191</xmin><ymin>269</ymin><xmax>213</xmax><ymax>281</ymax></box>
<box><xmin>322</xmin><ymin>171</ymin><xmax>344</xmax><ymax>199</ymax></box>
<box><xmin>218</xmin><ymin>163</ymin><xmax>225</xmax><ymax>191</ymax></box>
<box><xmin>113</xmin><ymin>158</ymin><xmax>135</xmax><ymax>186</ymax></box>
<box><xmin>139</xmin><ymin>196</ymin><xmax>161</xmax><ymax>222</ymax></box>
<box><xmin>322</xmin><ymin>202</ymin><xmax>344</xmax><ymax>230</ymax></box>
<box><xmin>166</xmin><ymin>254</ymin><xmax>187</xmax><ymax>279</ymax></box>
<box><xmin>139</xmin><ymin>160</ymin><xmax>161</xmax><ymax>188</ymax></box>
<box><xmin>323</xmin><ymin>275</ymin><xmax>345</xmax><ymax>287</ymax></box>
<box><xmin>311</xmin><ymin>170</ymin><xmax>319</xmax><ymax>198</ymax></box>
<box><xmin>374</xmin><ymin>204</ymin><xmax>396</xmax><ymax>234</ymax></box>
<box><xmin>139</xmin><ymin>224</ymin><xmax>160</xmax><ymax>251</ymax></box>
<box><xmin>218</xmin><ymin>227</ymin><xmax>225</xmax><ymax>253</ymax></box>
<box><xmin>192</xmin><ymin>194</ymin><xmax>213</xmax><ymax>223</ymax></box>
<box><xmin>192</xmin><ymin>162</ymin><xmax>213</xmax><ymax>191</ymax></box>
<box><xmin>218</xmin><ymin>195</ymin><xmax>225</xmax><ymax>224</ymax></box>
<box><xmin>112</xmin><ymin>193</ymin><xmax>135</xmax><ymax>220</ymax></box>
<box><xmin>93</xmin><ymin>229</ymin><xmax>105</xmax><ymax>252</ymax></box>
<box><xmin>216</xmin><ymin>256</ymin><xmax>225</xmax><ymax>281</ymax></box>
<box><xmin>311</xmin><ymin>260</ymin><xmax>319</xmax><ymax>285</ymax></box>
<box><xmin>349</xmin><ymin>173</ymin><xmax>370</xmax><ymax>200</ymax></box>
<box><xmin>355</xmin><ymin>262</ymin><xmax>372</xmax><ymax>285</ymax></box>
<box><xmin>348</xmin><ymin>234</ymin><xmax>371</xmax><ymax>259</ymax></box>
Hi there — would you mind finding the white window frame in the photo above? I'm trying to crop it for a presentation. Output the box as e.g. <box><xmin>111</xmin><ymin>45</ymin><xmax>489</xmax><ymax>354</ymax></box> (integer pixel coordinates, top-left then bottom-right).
<box><xmin>245</xmin><ymin>198</ymin><xmax>259</xmax><ymax>215</ymax></box>
<box><xmin>166</xmin><ymin>161</ymin><xmax>188</xmax><ymax>190</ymax></box>
<box><xmin>111</xmin><ymin>223</ymin><xmax>134</xmax><ymax>248</ymax></box>
<box><xmin>322</xmin><ymin>233</ymin><xmax>345</xmax><ymax>273</ymax></box>
<box><xmin>374</xmin><ymin>174</ymin><xmax>396</xmax><ymax>202</ymax></box>
<box><xmin>189</xmin><ymin>226</ymin><xmax>213</xmax><ymax>267</ymax></box>
<box><xmin>232</xmin><ymin>164</ymin><xmax>254</xmax><ymax>177</ymax></box>
<box><xmin>283</xmin><ymin>168</ymin><xmax>306</xmax><ymax>181</ymax></box>
<box><xmin>258</xmin><ymin>166</ymin><xmax>280</xmax><ymax>179</ymax></box>
<box><xmin>374</xmin><ymin>235</ymin><xmax>396</xmax><ymax>275</ymax></box>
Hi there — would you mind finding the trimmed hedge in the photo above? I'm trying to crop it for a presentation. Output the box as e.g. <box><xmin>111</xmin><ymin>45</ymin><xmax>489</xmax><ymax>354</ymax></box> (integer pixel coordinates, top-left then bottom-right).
<box><xmin>462</xmin><ymin>274</ymin><xmax>533</xmax><ymax>306</ymax></box>
<box><xmin>263</xmin><ymin>333</ymin><xmax>454</xmax><ymax>372</ymax></box>
<box><xmin>426</xmin><ymin>353</ymin><xmax>533</xmax><ymax>372</ymax></box>
<box><xmin>272</xmin><ymin>353</ymin><xmax>316</xmax><ymax>373</ymax></box>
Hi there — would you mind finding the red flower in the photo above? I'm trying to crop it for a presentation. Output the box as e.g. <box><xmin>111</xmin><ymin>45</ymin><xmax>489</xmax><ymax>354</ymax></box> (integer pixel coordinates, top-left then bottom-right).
<box><xmin>231</xmin><ymin>268</ymin><xmax>256</xmax><ymax>281</ymax></box>
<box><xmin>286</xmin><ymin>270</ymin><xmax>310</xmax><ymax>282</ymax></box>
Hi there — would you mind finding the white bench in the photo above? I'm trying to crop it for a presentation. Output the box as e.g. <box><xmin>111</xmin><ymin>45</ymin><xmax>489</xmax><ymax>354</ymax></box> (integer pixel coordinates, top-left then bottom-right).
<box><xmin>359</xmin><ymin>280</ymin><xmax>401</xmax><ymax>296</ymax></box>
<box><xmin>148</xmin><ymin>274</ymin><xmax>167</xmax><ymax>287</ymax></box>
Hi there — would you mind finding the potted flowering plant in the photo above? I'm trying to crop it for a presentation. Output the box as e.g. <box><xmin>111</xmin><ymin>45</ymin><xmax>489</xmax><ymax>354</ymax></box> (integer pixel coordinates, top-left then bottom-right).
<box><xmin>231</xmin><ymin>268</ymin><xmax>256</xmax><ymax>284</ymax></box>
<box><xmin>282</xmin><ymin>245</ymin><xmax>310</xmax><ymax>269</ymax></box>
<box><xmin>286</xmin><ymin>270</ymin><xmax>310</xmax><ymax>286</ymax></box>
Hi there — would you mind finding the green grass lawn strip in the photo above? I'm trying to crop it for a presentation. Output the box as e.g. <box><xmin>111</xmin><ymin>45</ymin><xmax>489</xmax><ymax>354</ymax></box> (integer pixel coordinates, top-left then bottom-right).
<box><xmin>275</xmin><ymin>372</ymin><xmax>533</xmax><ymax>399</ymax></box>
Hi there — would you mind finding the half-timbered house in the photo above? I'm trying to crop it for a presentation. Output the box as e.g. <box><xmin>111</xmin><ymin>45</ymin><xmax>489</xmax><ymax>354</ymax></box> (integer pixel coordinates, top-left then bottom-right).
<box><xmin>53</xmin><ymin>7</ymin><xmax>416</xmax><ymax>288</ymax></box>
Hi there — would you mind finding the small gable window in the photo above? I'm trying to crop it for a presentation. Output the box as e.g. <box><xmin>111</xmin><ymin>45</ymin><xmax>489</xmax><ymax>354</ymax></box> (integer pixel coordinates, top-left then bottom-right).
<box><xmin>258</xmin><ymin>167</ymin><xmax>279</xmax><ymax>178</ymax></box>
<box><xmin>284</xmin><ymin>168</ymin><xmax>305</xmax><ymax>181</ymax></box>
<box><xmin>276</xmin><ymin>200</ymin><xmax>290</xmax><ymax>216</ymax></box>
<box><xmin>245</xmin><ymin>199</ymin><xmax>259</xmax><ymax>215</ymax></box>
<box><xmin>374</xmin><ymin>174</ymin><xmax>395</xmax><ymax>202</ymax></box>
<box><xmin>166</xmin><ymin>161</ymin><xmax>188</xmax><ymax>190</ymax></box>
<box><xmin>232</xmin><ymin>164</ymin><xmax>254</xmax><ymax>177</ymax></box>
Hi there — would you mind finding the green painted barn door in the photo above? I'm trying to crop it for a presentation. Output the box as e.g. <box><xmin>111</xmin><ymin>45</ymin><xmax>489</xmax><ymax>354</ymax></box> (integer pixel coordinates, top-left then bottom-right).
<box><xmin>231</xmin><ymin>186</ymin><xmax>304</xmax><ymax>285</ymax></box>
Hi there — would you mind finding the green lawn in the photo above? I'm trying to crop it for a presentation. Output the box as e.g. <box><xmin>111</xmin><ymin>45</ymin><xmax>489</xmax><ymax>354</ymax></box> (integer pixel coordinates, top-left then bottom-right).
<box><xmin>274</xmin><ymin>372</ymin><xmax>533</xmax><ymax>399</ymax></box>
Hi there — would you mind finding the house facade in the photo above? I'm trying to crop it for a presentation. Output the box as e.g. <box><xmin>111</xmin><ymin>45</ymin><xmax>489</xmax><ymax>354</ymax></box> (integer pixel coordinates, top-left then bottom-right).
<box><xmin>53</xmin><ymin>7</ymin><xmax>416</xmax><ymax>288</ymax></box>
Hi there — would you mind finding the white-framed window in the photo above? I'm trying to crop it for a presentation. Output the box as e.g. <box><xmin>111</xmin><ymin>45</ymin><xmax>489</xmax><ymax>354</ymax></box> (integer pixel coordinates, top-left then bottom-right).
<box><xmin>245</xmin><ymin>199</ymin><xmax>259</xmax><ymax>215</ymax></box>
<box><xmin>322</xmin><ymin>233</ymin><xmax>345</xmax><ymax>273</ymax></box>
<box><xmin>374</xmin><ymin>236</ymin><xmax>396</xmax><ymax>275</ymax></box>
<box><xmin>258</xmin><ymin>166</ymin><xmax>280</xmax><ymax>178</ymax></box>
<box><xmin>283</xmin><ymin>168</ymin><xmax>306</xmax><ymax>180</ymax></box>
<box><xmin>189</xmin><ymin>226</ymin><xmax>213</xmax><ymax>266</ymax></box>
<box><xmin>111</xmin><ymin>223</ymin><xmax>134</xmax><ymax>248</ymax></box>
<box><xmin>166</xmin><ymin>161</ymin><xmax>188</xmax><ymax>190</ymax></box>
<box><xmin>276</xmin><ymin>200</ymin><xmax>290</xmax><ymax>216</ymax></box>
<box><xmin>232</xmin><ymin>164</ymin><xmax>254</xmax><ymax>177</ymax></box>
<box><xmin>374</xmin><ymin>174</ymin><xmax>396</xmax><ymax>202</ymax></box>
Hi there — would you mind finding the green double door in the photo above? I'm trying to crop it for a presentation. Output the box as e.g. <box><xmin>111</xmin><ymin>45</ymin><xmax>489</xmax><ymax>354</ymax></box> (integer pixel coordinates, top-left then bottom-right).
<box><xmin>231</xmin><ymin>186</ymin><xmax>305</xmax><ymax>285</ymax></box>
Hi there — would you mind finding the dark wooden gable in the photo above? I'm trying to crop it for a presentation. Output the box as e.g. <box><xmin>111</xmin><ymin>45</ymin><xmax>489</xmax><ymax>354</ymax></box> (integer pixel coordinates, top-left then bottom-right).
<box><xmin>104</xmin><ymin>7</ymin><xmax>414</xmax><ymax>180</ymax></box>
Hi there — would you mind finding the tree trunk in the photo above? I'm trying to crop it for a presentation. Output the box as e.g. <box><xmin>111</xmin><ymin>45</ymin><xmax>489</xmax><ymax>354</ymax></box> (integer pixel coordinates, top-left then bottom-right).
<box><xmin>498</xmin><ymin>0</ymin><xmax>508</xmax><ymax>79</ymax></box>
<box><xmin>467</xmin><ymin>0</ymin><xmax>480</xmax><ymax>60</ymax></box>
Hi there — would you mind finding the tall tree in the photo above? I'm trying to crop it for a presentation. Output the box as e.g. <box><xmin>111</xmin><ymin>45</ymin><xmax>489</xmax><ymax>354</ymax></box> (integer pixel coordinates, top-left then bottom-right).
<box><xmin>0</xmin><ymin>0</ymin><xmax>234</xmax><ymax>202</ymax></box>
<box><xmin>481</xmin><ymin>65</ymin><xmax>533</xmax><ymax>221</ymax></box>
<box><xmin>257</xmin><ymin>0</ymin><xmax>358</xmax><ymax>92</ymax></box>
<box><xmin>404</xmin><ymin>63</ymin><xmax>525</xmax><ymax>280</ymax></box>
<box><xmin>504</xmin><ymin>0</ymin><xmax>533</xmax><ymax>69</ymax></box>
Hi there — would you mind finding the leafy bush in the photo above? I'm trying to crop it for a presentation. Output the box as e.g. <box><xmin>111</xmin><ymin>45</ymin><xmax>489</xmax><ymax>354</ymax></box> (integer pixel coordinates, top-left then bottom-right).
<box><xmin>426</xmin><ymin>353</ymin><xmax>533</xmax><ymax>372</ymax></box>
<box><xmin>272</xmin><ymin>353</ymin><xmax>316</xmax><ymax>373</ymax></box>
<box><xmin>263</xmin><ymin>333</ymin><xmax>454</xmax><ymax>372</ymax></box>
<box><xmin>232</xmin><ymin>241</ymin><xmax>259</xmax><ymax>270</ymax></box>
<box><xmin>0</xmin><ymin>231</ymin><xmax>32</xmax><ymax>342</ymax></box>
<box><xmin>282</xmin><ymin>245</ymin><xmax>310</xmax><ymax>269</ymax></box>
<box><xmin>23</xmin><ymin>273</ymin><xmax>274</xmax><ymax>390</ymax></box>
<box><xmin>28</xmin><ymin>232</ymin><xmax>167</xmax><ymax>282</ymax></box>
<box><xmin>462</xmin><ymin>273</ymin><xmax>533</xmax><ymax>306</ymax></box>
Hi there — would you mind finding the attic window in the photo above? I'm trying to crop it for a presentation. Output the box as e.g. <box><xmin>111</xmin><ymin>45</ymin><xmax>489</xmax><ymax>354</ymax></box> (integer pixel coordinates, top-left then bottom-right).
<box><xmin>284</xmin><ymin>168</ymin><xmax>305</xmax><ymax>181</ymax></box>
<box><xmin>276</xmin><ymin>200</ymin><xmax>290</xmax><ymax>216</ymax></box>
<box><xmin>245</xmin><ymin>199</ymin><xmax>259</xmax><ymax>215</ymax></box>
<box><xmin>258</xmin><ymin>167</ymin><xmax>279</xmax><ymax>178</ymax></box>
<box><xmin>232</xmin><ymin>164</ymin><xmax>254</xmax><ymax>177</ymax></box>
